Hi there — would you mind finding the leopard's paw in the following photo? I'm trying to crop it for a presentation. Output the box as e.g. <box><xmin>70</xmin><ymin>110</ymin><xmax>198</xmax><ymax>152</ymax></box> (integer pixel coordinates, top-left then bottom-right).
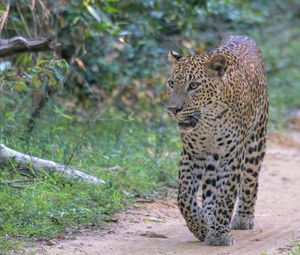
<box><xmin>205</xmin><ymin>232</ymin><xmax>235</xmax><ymax>246</ymax></box>
<box><xmin>231</xmin><ymin>215</ymin><xmax>254</xmax><ymax>230</ymax></box>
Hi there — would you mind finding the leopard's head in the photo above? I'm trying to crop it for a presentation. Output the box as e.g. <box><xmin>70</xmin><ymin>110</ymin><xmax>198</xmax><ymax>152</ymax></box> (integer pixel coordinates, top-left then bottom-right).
<box><xmin>166</xmin><ymin>50</ymin><xmax>227</xmax><ymax>132</ymax></box>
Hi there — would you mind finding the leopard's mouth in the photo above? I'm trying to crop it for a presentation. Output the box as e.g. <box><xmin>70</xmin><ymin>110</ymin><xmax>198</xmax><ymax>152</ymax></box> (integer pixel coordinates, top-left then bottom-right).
<box><xmin>177</xmin><ymin>116</ymin><xmax>198</xmax><ymax>131</ymax></box>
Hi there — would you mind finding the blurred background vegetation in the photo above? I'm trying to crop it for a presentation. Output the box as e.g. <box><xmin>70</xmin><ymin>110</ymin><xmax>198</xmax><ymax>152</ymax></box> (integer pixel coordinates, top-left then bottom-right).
<box><xmin>0</xmin><ymin>0</ymin><xmax>300</xmax><ymax>253</ymax></box>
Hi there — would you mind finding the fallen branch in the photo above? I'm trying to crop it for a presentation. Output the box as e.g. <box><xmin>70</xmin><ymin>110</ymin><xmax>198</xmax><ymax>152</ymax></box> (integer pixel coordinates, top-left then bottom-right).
<box><xmin>0</xmin><ymin>36</ymin><xmax>57</xmax><ymax>57</ymax></box>
<box><xmin>101</xmin><ymin>165</ymin><xmax>122</xmax><ymax>172</ymax></box>
<box><xmin>0</xmin><ymin>178</ymin><xmax>35</xmax><ymax>184</ymax></box>
<box><xmin>0</xmin><ymin>144</ymin><xmax>105</xmax><ymax>185</ymax></box>
<box><xmin>1</xmin><ymin>178</ymin><xmax>35</xmax><ymax>189</ymax></box>
<box><xmin>6</xmin><ymin>184</ymin><xmax>25</xmax><ymax>189</ymax></box>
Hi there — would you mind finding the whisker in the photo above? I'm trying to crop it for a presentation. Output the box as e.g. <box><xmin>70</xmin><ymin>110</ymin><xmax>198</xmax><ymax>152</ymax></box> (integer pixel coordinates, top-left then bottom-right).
<box><xmin>191</xmin><ymin>113</ymin><xmax>213</xmax><ymax>129</ymax></box>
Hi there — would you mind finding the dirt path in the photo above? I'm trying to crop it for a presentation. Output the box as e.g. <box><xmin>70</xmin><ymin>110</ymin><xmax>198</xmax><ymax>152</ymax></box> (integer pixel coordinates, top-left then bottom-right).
<box><xmin>30</xmin><ymin>135</ymin><xmax>300</xmax><ymax>255</ymax></box>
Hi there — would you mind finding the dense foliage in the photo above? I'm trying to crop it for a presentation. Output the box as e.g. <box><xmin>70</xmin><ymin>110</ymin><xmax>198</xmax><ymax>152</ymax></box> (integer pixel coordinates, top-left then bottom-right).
<box><xmin>1</xmin><ymin>0</ymin><xmax>300</xmax><ymax>121</ymax></box>
<box><xmin>0</xmin><ymin>0</ymin><xmax>300</xmax><ymax>253</ymax></box>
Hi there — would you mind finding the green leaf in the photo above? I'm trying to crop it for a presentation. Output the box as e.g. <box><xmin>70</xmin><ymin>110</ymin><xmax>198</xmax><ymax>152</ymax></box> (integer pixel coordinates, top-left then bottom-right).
<box><xmin>53</xmin><ymin>106</ymin><xmax>73</xmax><ymax>120</ymax></box>
<box><xmin>103</xmin><ymin>6</ymin><xmax>119</xmax><ymax>14</ymax></box>
<box><xmin>0</xmin><ymin>3</ymin><xmax>6</xmax><ymax>12</ymax></box>
<box><xmin>37</xmin><ymin>59</ymin><xmax>50</xmax><ymax>66</ymax></box>
<box><xmin>52</xmin><ymin>66</ymin><xmax>65</xmax><ymax>82</ymax></box>
<box><xmin>32</xmin><ymin>75</ymin><xmax>41</xmax><ymax>88</ymax></box>
<box><xmin>42</xmin><ymin>69</ymin><xmax>57</xmax><ymax>86</ymax></box>
<box><xmin>85</xmin><ymin>4</ymin><xmax>102</xmax><ymax>23</ymax></box>
<box><xmin>13</xmin><ymin>82</ymin><xmax>27</xmax><ymax>93</ymax></box>
<box><xmin>49</xmin><ymin>75</ymin><xmax>57</xmax><ymax>86</ymax></box>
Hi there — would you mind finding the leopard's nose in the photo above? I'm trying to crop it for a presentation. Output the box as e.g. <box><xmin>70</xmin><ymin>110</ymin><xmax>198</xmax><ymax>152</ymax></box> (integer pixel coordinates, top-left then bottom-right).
<box><xmin>167</xmin><ymin>106</ymin><xmax>183</xmax><ymax>115</ymax></box>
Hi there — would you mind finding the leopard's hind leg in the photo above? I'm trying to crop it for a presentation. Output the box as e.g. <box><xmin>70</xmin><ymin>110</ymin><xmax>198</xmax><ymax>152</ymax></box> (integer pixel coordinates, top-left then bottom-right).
<box><xmin>231</xmin><ymin>115</ymin><xmax>267</xmax><ymax>230</ymax></box>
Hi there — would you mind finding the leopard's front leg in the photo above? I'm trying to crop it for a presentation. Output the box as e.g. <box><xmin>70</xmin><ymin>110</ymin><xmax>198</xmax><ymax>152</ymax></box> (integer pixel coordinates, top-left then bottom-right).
<box><xmin>177</xmin><ymin>151</ymin><xmax>207</xmax><ymax>241</ymax></box>
<box><xmin>204</xmin><ymin>148</ymin><xmax>243</xmax><ymax>246</ymax></box>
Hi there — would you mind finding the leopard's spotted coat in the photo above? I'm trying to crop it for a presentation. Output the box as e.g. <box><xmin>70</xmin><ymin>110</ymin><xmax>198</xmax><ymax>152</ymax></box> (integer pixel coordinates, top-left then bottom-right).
<box><xmin>166</xmin><ymin>35</ymin><xmax>268</xmax><ymax>246</ymax></box>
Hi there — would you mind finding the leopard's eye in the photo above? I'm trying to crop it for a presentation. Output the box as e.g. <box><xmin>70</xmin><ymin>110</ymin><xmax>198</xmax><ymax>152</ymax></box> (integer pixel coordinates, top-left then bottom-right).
<box><xmin>167</xmin><ymin>80</ymin><xmax>174</xmax><ymax>89</ymax></box>
<box><xmin>188</xmin><ymin>82</ymin><xmax>200</xmax><ymax>91</ymax></box>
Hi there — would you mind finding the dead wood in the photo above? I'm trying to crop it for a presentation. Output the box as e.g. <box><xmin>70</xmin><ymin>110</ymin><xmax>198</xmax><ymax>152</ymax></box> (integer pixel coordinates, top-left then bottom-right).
<box><xmin>0</xmin><ymin>36</ymin><xmax>57</xmax><ymax>57</ymax></box>
<box><xmin>0</xmin><ymin>144</ymin><xmax>105</xmax><ymax>185</ymax></box>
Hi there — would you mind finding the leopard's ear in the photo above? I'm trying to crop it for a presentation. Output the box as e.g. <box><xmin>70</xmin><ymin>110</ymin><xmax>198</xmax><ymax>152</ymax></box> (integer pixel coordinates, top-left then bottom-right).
<box><xmin>168</xmin><ymin>50</ymin><xmax>182</xmax><ymax>63</ymax></box>
<box><xmin>206</xmin><ymin>54</ymin><xmax>227</xmax><ymax>77</ymax></box>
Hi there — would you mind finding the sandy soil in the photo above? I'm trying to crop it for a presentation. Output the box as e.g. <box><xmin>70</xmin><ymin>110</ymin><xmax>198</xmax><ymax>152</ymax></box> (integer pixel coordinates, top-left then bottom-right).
<box><xmin>30</xmin><ymin>134</ymin><xmax>300</xmax><ymax>255</ymax></box>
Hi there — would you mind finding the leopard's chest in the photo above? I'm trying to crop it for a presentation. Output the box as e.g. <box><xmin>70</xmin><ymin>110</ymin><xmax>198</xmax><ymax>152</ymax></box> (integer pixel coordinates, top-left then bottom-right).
<box><xmin>181</xmin><ymin>114</ymin><xmax>243</xmax><ymax>157</ymax></box>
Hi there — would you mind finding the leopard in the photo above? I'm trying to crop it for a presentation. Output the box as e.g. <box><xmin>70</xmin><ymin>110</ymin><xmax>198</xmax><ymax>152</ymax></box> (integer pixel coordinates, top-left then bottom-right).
<box><xmin>165</xmin><ymin>35</ymin><xmax>268</xmax><ymax>246</ymax></box>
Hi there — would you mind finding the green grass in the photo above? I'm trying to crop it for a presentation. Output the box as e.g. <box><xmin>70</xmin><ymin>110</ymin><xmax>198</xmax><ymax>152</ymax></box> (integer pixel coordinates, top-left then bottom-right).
<box><xmin>289</xmin><ymin>240</ymin><xmax>300</xmax><ymax>255</ymax></box>
<box><xmin>0</xmin><ymin>108</ymin><xmax>181</xmax><ymax>254</ymax></box>
<box><xmin>260</xmin><ymin>240</ymin><xmax>300</xmax><ymax>255</ymax></box>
